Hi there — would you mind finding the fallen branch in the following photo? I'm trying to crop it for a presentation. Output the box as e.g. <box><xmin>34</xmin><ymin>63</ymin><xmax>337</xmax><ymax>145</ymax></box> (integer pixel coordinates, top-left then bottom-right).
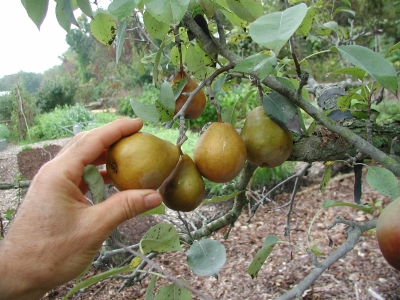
<box><xmin>276</xmin><ymin>217</ymin><xmax>377</xmax><ymax>300</ymax></box>
<box><xmin>0</xmin><ymin>180</ymin><xmax>31</xmax><ymax>190</ymax></box>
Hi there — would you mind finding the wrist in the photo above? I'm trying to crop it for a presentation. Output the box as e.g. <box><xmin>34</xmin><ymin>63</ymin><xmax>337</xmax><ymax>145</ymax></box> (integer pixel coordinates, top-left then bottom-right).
<box><xmin>0</xmin><ymin>240</ymin><xmax>47</xmax><ymax>300</ymax></box>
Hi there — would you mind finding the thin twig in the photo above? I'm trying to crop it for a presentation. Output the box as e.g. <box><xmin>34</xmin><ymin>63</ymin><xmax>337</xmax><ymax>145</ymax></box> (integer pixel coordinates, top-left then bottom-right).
<box><xmin>113</xmin><ymin>240</ymin><xmax>215</xmax><ymax>300</ymax></box>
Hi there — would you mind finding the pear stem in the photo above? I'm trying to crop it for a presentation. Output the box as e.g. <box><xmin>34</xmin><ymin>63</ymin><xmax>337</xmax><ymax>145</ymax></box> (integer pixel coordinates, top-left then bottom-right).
<box><xmin>207</xmin><ymin>84</ymin><xmax>222</xmax><ymax>122</ymax></box>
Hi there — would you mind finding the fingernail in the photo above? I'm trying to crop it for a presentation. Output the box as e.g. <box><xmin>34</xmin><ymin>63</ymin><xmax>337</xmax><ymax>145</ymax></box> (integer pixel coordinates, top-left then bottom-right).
<box><xmin>144</xmin><ymin>192</ymin><xmax>162</xmax><ymax>209</ymax></box>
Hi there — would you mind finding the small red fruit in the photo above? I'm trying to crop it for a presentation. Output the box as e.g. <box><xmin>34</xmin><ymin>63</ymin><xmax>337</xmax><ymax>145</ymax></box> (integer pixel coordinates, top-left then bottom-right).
<box><xmin>376</xmin><ymin>197</ymin><xmax>400</xmax><ymax>271</ymax></box>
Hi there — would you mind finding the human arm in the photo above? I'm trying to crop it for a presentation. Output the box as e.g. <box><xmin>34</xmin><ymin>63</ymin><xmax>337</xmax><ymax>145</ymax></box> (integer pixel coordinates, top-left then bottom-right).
<box><xmin>0</xmin><ymin>119</ymin><xmax>162</xmax><ymax>299</ymax></box>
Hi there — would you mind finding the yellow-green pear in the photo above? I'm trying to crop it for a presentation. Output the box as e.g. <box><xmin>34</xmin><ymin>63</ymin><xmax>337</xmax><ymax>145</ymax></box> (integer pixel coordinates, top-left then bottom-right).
<box><xmin>106</xmin><ymin>132</ymin><xmax>180</xmax><ymax>190</ymax></box>
<box><xmin>241</xmin><ymin>106</ymin><xmax>293</xmax><ymax>168</ymax></box>
<box><xmin>193</xmin><ymin>122</ymin><xmax>247</xmax><ymax>183</ymax></box>
<box><xmin>160</xmin><ymin>154</ymin><xmax>205</xmax><ymax>212</ymax></box>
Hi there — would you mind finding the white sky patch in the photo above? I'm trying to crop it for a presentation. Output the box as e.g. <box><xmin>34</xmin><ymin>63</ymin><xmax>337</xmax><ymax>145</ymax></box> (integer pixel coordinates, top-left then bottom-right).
<box><xmin>0</xmin><ymin>0</ymin><xmax>111</xmax><ymax>79</ymax></box>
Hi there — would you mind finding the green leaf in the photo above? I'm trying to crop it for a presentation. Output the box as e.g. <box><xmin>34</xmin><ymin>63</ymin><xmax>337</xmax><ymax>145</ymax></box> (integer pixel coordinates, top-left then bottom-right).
<box><xmin>386</xmin><ymin>42</ymin><xmax>400</xmax><ymax>57</ymax></box>
<box><xmin>170</xmin><ymin>45</ymin><xmax>186</xmax><ymax>66</ymax></box>
<box><xmin>154</xmin><ymin>281</ymin><xmax>192</xmax><ymax>300</ymax></box>
<box><xmin>76</xmin><ymin>0</ymin><xmax>93</xmax><ymax>18</ymax></box>
<box><xmin>90</xmin><ymin>12</ymin><xmax>117</xmax><ymax>46</ymax></box>
<box><xmin>305</xmin><ymin>120</ymin><xmax>317</xmax><ymax>136</ymax></box>
<box><xmin>202</xmin><ymin>190</ymin><xmax>243</xmax><ymax>205</ymax></box>
<box><xmin>63</xmin><ymin>265</ymin><xmax>132</xmax><ymax>299</ymax></box>
<box><xmin>328</xmin><ymin>66</ymin><xmax>366</xmax><ymax>80</ymax></box>
<box><xmin>320</xmin><ymin>164</ymin><xmax>332</xmax><ymax>193</ymax></box>
<box><xmin>212</xmin><ymin>74</ymin><xmax>227</xmax><ymax>100</ymax></box>
<box><xmin>156</xmin><ymin>81</ymin><xmax>175</xmax><ymax>118</ymax></box>
<box><xmin>62</xmin><ymin>0</ymin><xmax>79</xmax><ymax>27</ymax></box>
<box><xmin>116</xmin><ymin>19</ymin><xmax>127</xmax><ymax>63</ymax></box>
<box><xmin>332</xmin><ymin>45</ymin><xmax>398</xmax><ymax>93</ymax></box>
<box><xmin>185</xmin><ymin>44</ymin><xmax>213</xmax><ymax>80</ymax></box>
<box><xmin>21</xmin><ymin>0</ymin><xmax>49</xmax><ymax>29</ymax></box>
<box><xmin>108</xmin><ymin>0</ymin><xmax>139</xmax><ymax>20</ymax></box>
<box><xmin>350</xmin><ymin>100</ymin><xmax>379</xmax><ymax>120</ymax></box>
<box><xmin>55</xmin><ymin>0</ymin><xmax>71</xmax><ymax>32</ymax></box>
<box><xmin>221</xmin><ymin>105</ymin><xmax>237</xmax><ymax>126</ymax></box>
<box><xmin>233</xmin><ymin>53</ymin><xmax>276</xmax><ymax>79</ymax></box>
<box><xmin>249</xmin><ymin>3</ymin><xmax>308</xmax><ymax>54</ymax></box>
<box><xmin>263</xmin><ymin>92</ymin><xmax>302</xmax><ymax>134</ymax></box>
<box><xmin>145</xmin><ymin>275</ymin><xmax>159</xmax><ymax>300</ymax></box>
<box><xmin>296</xmin><ymin>6</ymin><xmax>317</xmax><ymax>37</ymax></box>
<box><xmin>152</xmin><ymin>41</ymin><xmax>167</xmax><ymax>87</ymax></box>
<box><xmin>199</xmin><ymin>0</ymin><xmax>216</xmax><ymax>18</ymax></box>
<box><xmin>171</xmin><ymin>76</ymin><xmax>188</xmax><ymax>101</ymax></box>
<box><xmin>140</xmin><ymin>223</ymin><xmax>183</xmax><ymax>254</ymax></box>
<box><xmin>322</xmin><ymin>200</ymin><xmax>374</xmax><ymax>214</ymax></box>
<box><xmin>144</xmin><ymin>0</ymin><xmax>191</xmax><ymax>24</ymax></box>
<box><xmin>310</xmin><ymin>245</ymin><xmax>324</xmax><ymax>257</ymax></box>
<box><xmin>130</xmin><ymin>99</ymin><xmax>161</xmax><ymax>122</ymax></box>
<box><xmin>366</xmin><ymin>166</ymin><xmax>399</xmax><ymax>199</ymax></box>
<box><xmin>216</xmin><ymin>0</ymin><xmax>247</xmax><ymax>29</ymax></box>
<box><xmin>82</xmin><ymin>165</ymin><xmax>105</xmax><ymax>204</ymax></box>
<box><xmin>187</xmin><ymin>239</ymin><xmax>226</xmax><ymax>278</ymax></box>
<box><xmin>248</xmin><ymin>235</ymin><xmax>279</xmax><ymax>279</ymax></box>
<box><xmin>226</xmin><ymin>0</ymin><xmax>263</xmax><ymax>22</ymax></box>
<box><xmin>143</xmin><ymin>10</ymin><xmax>170</xmax><ymax>40</ymax></box>
<box><xmin>140</xmin><ymin>204</ymin><xmax>166</xmax><ymax>216</ymax></box>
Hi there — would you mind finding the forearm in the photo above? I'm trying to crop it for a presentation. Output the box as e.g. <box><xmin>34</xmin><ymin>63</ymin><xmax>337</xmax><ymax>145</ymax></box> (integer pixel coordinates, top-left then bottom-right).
<box><xmin>0</xmin><ymin>240</ymin><xmax>48</xmax><ymax>300</ymax></box>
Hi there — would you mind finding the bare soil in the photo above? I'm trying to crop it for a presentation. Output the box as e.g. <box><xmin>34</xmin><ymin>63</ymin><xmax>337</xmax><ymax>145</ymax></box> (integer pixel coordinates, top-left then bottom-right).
<box><xmin>1</xmin><ymin>142</ymin><xmax>399</xmax><ymax>300</ymax></box>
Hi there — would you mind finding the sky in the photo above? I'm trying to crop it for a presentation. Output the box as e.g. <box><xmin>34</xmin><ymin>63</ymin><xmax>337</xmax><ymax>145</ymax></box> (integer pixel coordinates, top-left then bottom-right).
<box><xmin>0</xmin><ymin>1</ymin><xmax>110</xmax><ymax>79</ymax></box>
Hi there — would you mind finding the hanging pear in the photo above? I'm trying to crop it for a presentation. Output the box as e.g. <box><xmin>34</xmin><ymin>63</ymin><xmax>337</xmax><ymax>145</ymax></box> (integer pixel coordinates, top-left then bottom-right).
<box><xmin>106</xmin><ymin>132</ymin><xmax>180</xmax><ymax>190</ymax></box>
<box><xmin>240</xmin><ymin>106</ymin><xmax>293</xmax><ymax>168</ymax></box>
<box><xmin>172</xmin><ymin>70</ymin><xmax>206</xmax><ymax>119</ymax></box>
<box><xmin>160</xmin><ymin>154</ymin><xmax>205</xmax><ymax>212</ymax></box>
<box><xmin>193</xmin><ymin>122</ymin><xmax>247</xmax><ymax>183</ymax></box>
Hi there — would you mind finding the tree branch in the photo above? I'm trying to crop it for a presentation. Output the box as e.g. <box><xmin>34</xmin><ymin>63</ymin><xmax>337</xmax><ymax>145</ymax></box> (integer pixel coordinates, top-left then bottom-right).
<box><xmin>261</xmin><ymin>76</ymin><xmax>400</xmax><ymax>176</ymax></box>
<box><xmin>180</xmin><ymin>162</ymin><xmax>258</xmax><ymax>244</ymax></box>
<box><xmin>276</xmin><ymin>218</ymin><xmax>377</xmax><ymax>300</ymax></box>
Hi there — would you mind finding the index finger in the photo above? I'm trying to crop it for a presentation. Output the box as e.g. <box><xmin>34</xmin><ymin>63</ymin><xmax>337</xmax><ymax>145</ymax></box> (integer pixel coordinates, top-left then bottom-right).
<box><xmin>55</xmin><ymin>119</ymin><xmax>143</xmax><ymax>182</ymax></box>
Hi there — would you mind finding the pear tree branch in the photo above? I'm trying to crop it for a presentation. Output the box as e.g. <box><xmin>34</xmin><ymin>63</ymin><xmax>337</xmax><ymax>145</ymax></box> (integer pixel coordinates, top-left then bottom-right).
<box><xmin>180</xmin><ymin>162</ymin><xmax>258</xmax><ymax>244</ymax></box>
<box><xmin>183</xmin><ymin>13</ymin><xmax>400</xmax><ymax>176</ymax></box>
<box><xmin>166</xmin><ymin>63</ymin><xmax>234</xmax><ymax>128</ymax></box>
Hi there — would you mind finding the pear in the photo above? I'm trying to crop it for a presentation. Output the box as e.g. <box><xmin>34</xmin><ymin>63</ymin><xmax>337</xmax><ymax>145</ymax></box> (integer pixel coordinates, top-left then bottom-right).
<box><xmin>106</xmin><ymin>132</ymin><xmax>180</xmax><ymax>190</ymax></box>
<box><xmin>160</xmin><ymin>154</ymin><xmax>205</xmax><ymax>212</ymax></box>
<box><xmin>240</xmin><ymin>106</ymin><xmax>293</xmax><ymax>168</ymax></box>
<box><xmin>193</xmin><ymin>122</ymin><xmax>247</xmax><ymax>183</ymax></box>
<box><xmin>172</xmin><ymin>70</ymin><xmax>206</xmax><ymax>119</ymax></box>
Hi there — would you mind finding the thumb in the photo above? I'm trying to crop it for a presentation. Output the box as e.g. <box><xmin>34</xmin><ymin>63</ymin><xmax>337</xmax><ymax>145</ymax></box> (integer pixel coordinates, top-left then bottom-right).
<box><xmin>91</xmin><ymin>190</ymin><xmax>162</xmax><ymax>232</ymax></box>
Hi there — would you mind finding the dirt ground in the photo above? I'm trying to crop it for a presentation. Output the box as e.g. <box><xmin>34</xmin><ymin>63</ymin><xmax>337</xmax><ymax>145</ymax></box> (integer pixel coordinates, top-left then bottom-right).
<box><xmin>1</xmin><ymin>143</ymin><xmax>399</xmax><ymax>300</ymax></box>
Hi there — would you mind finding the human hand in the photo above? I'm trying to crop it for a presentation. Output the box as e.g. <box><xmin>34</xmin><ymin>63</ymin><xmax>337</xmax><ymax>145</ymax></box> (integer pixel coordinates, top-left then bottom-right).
<box><xmin>0</xmin><ymin>119</ymin><xmax>162</xmax><ymax>300</ymax></box>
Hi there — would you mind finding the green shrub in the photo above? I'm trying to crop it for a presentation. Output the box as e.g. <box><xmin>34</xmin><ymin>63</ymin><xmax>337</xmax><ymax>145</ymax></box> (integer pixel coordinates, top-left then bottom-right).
<box><xmin>0</xmin><ymin>94</ymin><xmax>12</xmax><ymax>121</ymax></box>
<box><xmin>251</xmin><ymin>162</ymin><xmax>295</xmax><ymax>189</ymax></box>
<box><xmin>84</xmin><ymin>112</ymin><xmax>117</xmax><ymax>131</ymax></box>
<box><xmin>31</xmin><ymin>104</ymin><xmax>95</xmax><ymax>140</ymax></box>
<box><xmin>36</xmin><ymin>78</ymin><xmax>78</xmax><ymax>112</ymax></box>
<box><xmin>0</xmin><ymin>124</ymin><xmax>11</xmax><ymax>140</ymax></box>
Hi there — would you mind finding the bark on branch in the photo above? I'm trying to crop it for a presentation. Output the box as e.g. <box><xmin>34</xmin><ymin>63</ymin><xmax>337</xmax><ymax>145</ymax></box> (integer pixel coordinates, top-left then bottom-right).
<box><xmin>276</xmin><ymin>218</ymin><xmax>377</xmax><ymax>300</ymax></box>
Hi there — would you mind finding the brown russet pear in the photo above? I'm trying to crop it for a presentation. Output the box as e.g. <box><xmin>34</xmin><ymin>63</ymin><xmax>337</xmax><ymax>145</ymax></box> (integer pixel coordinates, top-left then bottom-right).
<box><xmin>376</xmin><ymin>197</ymin><xmax>400</xmax><ymax>271</ymax></box>
<box><xmin>160</xmin><ymin>154</ymin><xmax>205</xmax><ymax>212</ymax></box>
<box><xmin>106</xmin><ymin>132</ymin><xmax>180</xmax><ymax>191</ymax></box>
<box><xmin>172</xmin><ymin>70</ymin><xmax>206</xmax><ymax>119</ymax></box>
<box><xmin>193</xmin><ymin>122</ymin><xmax>247</xmax><ymax>183</ymax></box>
<box><xmin>240</xmin><ymin>106</ymin><xmax>293</xmax><ymax>168</ymax></box>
